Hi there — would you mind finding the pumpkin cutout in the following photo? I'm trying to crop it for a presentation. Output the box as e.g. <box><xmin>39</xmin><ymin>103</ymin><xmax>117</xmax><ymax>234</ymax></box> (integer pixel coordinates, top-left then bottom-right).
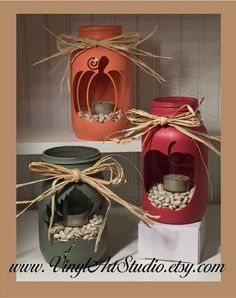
<box><xmin>73</xmin><ymin>56</ymin><xmax>121</xmax><ymax>116</ymax></box>
<box><xmin>142</xmin><ymin>97</ymin><xmax>208</xmax><ymax>224</ymax></box>
<box><xmin>70</xmin><ymin>26</ymin><xmax>132</xmax><ymax>141</ymax></box>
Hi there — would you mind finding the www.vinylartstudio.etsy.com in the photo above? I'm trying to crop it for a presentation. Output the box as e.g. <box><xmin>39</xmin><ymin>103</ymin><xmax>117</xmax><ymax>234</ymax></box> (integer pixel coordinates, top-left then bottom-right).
<box><xmin>9</xmin><ymin>255</ymin><xmax>225</xmax><ymax>279</ymax></box>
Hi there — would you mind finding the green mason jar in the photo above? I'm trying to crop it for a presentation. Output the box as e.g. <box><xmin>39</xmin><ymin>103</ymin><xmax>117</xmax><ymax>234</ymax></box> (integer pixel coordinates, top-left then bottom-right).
<box><xmin>38</xmin><ymin>146</ymin><xmax>107</xmax><ymax>267</ymax></box>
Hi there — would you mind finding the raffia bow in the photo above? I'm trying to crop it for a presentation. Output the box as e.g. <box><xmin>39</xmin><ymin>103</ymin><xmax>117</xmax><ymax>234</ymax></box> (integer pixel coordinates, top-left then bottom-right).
<box><xmin>109</xmin><ymin>99</ymin><xmax>221</xmax><ymax>156</ymax></box>
<box><xmin>16</xmin><ymin>156</ymin><xmax>157</xmax><ymax>252</ymax></box>
<box><xmin>33</xmin><ymin>23</ymin><xmax>172</xmax><ymax>92</ymax></box>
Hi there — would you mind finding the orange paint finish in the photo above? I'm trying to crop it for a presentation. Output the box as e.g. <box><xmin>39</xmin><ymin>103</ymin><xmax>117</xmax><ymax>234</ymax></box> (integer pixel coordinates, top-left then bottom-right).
<box><xmin>70</xmin><ymin>26</ymin><xmax>132</xmax><ymax>140</ymax></box>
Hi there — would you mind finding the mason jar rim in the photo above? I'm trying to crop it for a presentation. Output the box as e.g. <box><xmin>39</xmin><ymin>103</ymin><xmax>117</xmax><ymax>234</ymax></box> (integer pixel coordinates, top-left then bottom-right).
<box><xmin>151</xmin><ymin>97</ymin><xmax>198</xmax><ymax>108</ymax></box>
<box><xmin>41</xmin><ymin>146</ymin><xmax>101</xmax><ymax>165</ymax></box>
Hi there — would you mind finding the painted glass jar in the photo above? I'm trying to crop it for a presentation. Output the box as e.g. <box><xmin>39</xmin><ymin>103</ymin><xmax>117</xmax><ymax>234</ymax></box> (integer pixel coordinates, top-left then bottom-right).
<box><xmin>70</xmin><ymin>26</ymin><xmax>132</xmax><ymax>140</ymax></box>
<box><xmin>142</xmin><ymin>97</ymin><xmax>208</xmax><ymax>224</ymax></box>
<box><xmin>38</xmin><ymin>146</ymin><xmax>107</xmax><ymax>267</ymax></box>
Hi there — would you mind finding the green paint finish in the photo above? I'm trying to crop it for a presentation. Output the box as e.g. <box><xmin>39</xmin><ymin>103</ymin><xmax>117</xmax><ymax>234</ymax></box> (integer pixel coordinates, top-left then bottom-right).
<box><xmin>38</xmin><ymin>146</ymin><xmax>107</xmax><ymax>267</ymax></box>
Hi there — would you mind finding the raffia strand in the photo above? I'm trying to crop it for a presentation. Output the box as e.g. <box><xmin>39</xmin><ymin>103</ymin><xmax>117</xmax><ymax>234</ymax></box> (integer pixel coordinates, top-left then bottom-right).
<box><xmin>109</xmin><ymin>99</ymin><xmax>221</xmax><ymax>156</ymax></box>
<box><xmin>33</xmin><ymin>22</ymin><xmax>172</xmax><ymax>92</ymax></box>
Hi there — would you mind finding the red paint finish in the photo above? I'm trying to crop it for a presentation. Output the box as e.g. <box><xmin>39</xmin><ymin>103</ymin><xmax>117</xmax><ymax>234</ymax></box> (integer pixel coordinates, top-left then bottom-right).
<box><xmin>70</xmin><ymin>26</ymin><xmax>132</xmax><ymax>140</ymax></box>
<box><xmin>142</xmin><ymin>97</ymin><xmax>208</xmax><ymax>224</ymax></box>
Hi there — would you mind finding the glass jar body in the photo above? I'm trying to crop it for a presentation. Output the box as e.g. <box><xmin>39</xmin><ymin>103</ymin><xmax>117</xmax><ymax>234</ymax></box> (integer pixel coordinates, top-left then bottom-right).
<box><xmin>71</xmin><ymin>26</ymin><xmax>132</xmax><ymax>140</ymax></box>
<box><xmin>142</xmin><ymin>97</ymin><xmax>208</xmax><ymax>224</ymax></box>
<box><xmin>38</xmin><ymin>146</ymin><xmax>107</xmax><ymax>267</ymax></box>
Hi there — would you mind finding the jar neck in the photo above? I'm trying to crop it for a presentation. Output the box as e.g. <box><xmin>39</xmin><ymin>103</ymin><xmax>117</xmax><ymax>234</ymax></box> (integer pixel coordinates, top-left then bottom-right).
<box><xmin>150</xmin><ymin>97</ymin><xmax>198</xmax><ymax>117</ymax></box>
<box><xmin>79</xmin><ymin>25</ymin><xmax>122</xmax><ymax>40</ymax></box>
<box><xmin>41</xmin><ymin>146</ymin><xmax>101</xmax><ymax>167</ymax></box>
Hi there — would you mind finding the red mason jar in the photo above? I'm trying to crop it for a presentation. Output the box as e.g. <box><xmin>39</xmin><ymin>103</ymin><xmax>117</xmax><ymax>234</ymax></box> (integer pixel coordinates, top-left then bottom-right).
<box><xmin>70</xmin><ymin>26</ymin><xmax>132</xmax><ymax>141</ymax></box>
<box><xmin>142</xmin><ymin>97</ymin><xmax>208</xmax><ymax>224</ymax></box>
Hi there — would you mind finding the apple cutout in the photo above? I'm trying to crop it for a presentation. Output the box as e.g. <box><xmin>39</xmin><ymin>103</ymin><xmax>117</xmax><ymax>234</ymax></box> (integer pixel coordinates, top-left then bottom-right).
<box><xmin>144</xmin><ymin>141</ymin><xmax>195</xmax><ymax>192</ymax></box>
<box><xmin>142</xmin><ymin>139</ymin><xmax>207</xmax><ymax>224</ymax></box>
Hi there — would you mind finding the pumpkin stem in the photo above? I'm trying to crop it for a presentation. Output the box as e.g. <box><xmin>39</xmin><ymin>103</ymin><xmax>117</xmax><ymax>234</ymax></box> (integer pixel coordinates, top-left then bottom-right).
<box><xmin>98</xmin><ymin>56</ymin><xmax>109</xmax><ymax>73</ymax></box>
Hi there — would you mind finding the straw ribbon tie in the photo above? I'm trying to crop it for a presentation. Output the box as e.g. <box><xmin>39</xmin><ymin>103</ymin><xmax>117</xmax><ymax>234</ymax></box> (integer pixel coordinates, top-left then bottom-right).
<box><xmin>159</xmin><ymin>116</ymin><xmax>168</xmax><ymax>126</ymax></box>
<box><xmin>71</xmin><ymin>169</ymin><xmax>82</xmax><ymax>182</ymax></box>
<box><xmin>16</xmin><ymin>156</ymin><xmax>158</xmax><ymax>253</ymax></box>
<box><xmin>33</xmin><ymin>23</ymin><xmax>172</xmax><ymax>92</ymax></box>
<box><xmin>109</xmin><ymin>99</ymin><xmax>221</xmax><ymax>156</ymax></box>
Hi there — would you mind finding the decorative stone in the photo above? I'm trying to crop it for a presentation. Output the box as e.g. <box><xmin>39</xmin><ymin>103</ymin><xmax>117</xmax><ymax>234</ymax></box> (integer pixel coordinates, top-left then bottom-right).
<box><xmin>172</xmin><ymin>201</ymin><xmax>181</xmax><ymax>207</ymax></box>
<box><xmin>59</xmin><ymin>231</ymin><xmax>66</xmax><ymax>239</ymax></box>
<box><xmin>49</xmin><ymin>214</ymin><xmax>104</xmax><ymax>243</ymax></box>
<box><xmin>148</xmin><ymin>182</ymin><xmax>195</xmax><ymax>212</ymax></box>
<box><xmin>77</xmin><ymin>108</ymin><xmax>125</xmax><ymax>123</ymax></box>
<box><xmin>165</xmin><ymin>197</ymin><xmax>170</xmax><ymax>203</ymax></box>
<box><xmin>64</xmin><ymin>227</ymin><xmax>73</xmax><ymax>234</ymax></box>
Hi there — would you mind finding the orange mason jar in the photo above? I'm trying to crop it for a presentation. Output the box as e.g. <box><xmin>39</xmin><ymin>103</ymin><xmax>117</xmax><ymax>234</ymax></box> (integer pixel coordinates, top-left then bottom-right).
<box><xmin>70</xmin><ymin>26</ymin><xmax>132</xmax><ymax>140</ymax></box>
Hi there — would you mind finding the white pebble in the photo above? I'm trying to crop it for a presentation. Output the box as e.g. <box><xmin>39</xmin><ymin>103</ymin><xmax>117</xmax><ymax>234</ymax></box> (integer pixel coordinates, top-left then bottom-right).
<box><xmin>90</xmin><ymin>231</ymin><xmax>97</xmax><ymax>237</ymax></box>
<box><xmin>73</xmin><ymin>227</ymin><xmax>80</xmax><ymax>233</ymax></box>
<box><xmin>84</xmin><ymin>113</ymin><xmax>91</xmax><ymax>121</ymax></box>
<box><xmin>66</xmin><ymin>231</ymin><xmax>74</xmax><ymax>240</ymax></box>
<box><xmin>165</xmin><ymin>197</ymin><xmax>170</xmax><ymax>203</ymax></box>
<box><xmin>172</xmin><ymin>201</ymin><xmax>181</xmax><ymax>207</ymax></box>
<box><xmin>98</xmin><ymin>113</ymin><xmax>105</xmax><ymax>123</ymax></box>
<box><xmin>148</xmin><ymin>183</ymin><xmax>196</xmax><ymax>212</ymax></box>
<box><xmin>64</xmin><ymin>227</ymin><xmax>73</xmax><ymax>234</ymax></box>
<box><xmin>83</xmin><ymin>230</ymin><xmax>91</xmax><ymax>235</ymax></box>
<box><xmin>59</xmin><ymin>231</ymin><xmax>66</xmax><ymax>239</ymax></box>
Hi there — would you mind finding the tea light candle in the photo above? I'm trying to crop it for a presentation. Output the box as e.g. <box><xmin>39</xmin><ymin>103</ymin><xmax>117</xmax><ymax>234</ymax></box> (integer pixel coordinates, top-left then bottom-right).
<box><xmin>62</xmin><ymin>210</ymin><xmax>89</xmax><ymax>227</ymax></box>
<box><xmin>92</xmin><ymin>101</ymin><xmax>114</xmax><ymax>115</ymax></box>
<box><xmin>163</xmin><ymin>174</ymin><xmax>190</xmax><ymax>193</ymax></box>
